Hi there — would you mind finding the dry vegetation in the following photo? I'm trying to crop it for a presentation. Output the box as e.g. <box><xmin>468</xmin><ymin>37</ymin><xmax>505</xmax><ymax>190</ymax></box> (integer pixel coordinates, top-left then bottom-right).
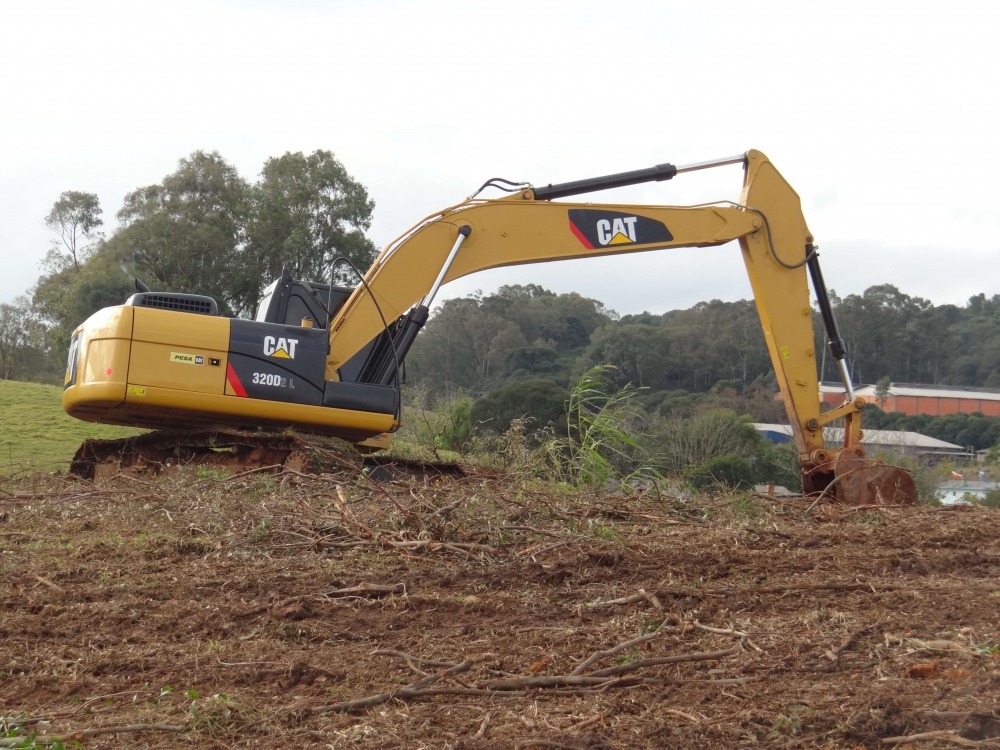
<box><xmin>3</xmin><ymin>462</ymin><xmax>1000</xmax><ymax>749</ymax></box>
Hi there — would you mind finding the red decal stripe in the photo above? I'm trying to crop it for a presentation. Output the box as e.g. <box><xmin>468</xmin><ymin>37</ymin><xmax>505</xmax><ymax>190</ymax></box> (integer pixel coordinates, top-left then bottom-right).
<box><xmin>568</xmin><ymin>220</ymin><xmax>593</xmax><ymax>249</ymax></box>
<box><xmin>226</xmin><ymin>362</ymin><xmax>248</xmax><ymax>397</ymax></box>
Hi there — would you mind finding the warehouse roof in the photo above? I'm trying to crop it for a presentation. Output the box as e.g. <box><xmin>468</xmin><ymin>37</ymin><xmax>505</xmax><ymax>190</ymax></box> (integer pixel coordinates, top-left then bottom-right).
<box><xmin>753</xmin><ymin>423</ymin><xmax>964</xmax><ymax>452</ymax></box>
<box><xmin>937</xmin><ymin>479</ymin><xmax>999</xmax><ymax>491</ymax></box>
<box><xmin>819</xmin><ymin>381</ymin><xmax>1000</xmax><ymax>402</ymax></box>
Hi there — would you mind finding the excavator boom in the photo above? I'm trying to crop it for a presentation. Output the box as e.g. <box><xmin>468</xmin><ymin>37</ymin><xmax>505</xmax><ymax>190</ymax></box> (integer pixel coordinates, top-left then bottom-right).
<box><xmin>62</xmin><ymin>150</ymin><xmax>917</xmax><ymax>504</ymax></box>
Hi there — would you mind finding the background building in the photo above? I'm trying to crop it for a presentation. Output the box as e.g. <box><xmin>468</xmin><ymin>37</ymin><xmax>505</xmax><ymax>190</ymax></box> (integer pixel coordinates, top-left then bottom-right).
<box><xmin>819</xmin><ymin>382</ymin><xmax>1000</xmax><ymax>417</ymax></box>
<box><xmin>936</xmin><ymin>478</ymin><xmax>999</xmax><ymax>505</ymax></box>
<box><xmin>754</xmin><ymin>423</ymin><xmax>965</xmax><ymax>459</ymax></box>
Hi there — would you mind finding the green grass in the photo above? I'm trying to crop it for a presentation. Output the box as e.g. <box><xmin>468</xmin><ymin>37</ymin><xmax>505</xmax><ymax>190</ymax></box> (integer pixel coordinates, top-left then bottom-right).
<box><xmin>0</xmin><ymin>379</ymin><xmax>141</xmax><ymax>473</ymax></box>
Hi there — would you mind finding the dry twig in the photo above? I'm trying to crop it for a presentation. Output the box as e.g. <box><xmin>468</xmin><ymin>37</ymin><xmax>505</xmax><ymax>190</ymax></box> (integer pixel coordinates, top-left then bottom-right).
<box><xmin>571</xmin><ymin>628</ymin><xmax>664</xmax><ymax>675</ymax></box>
<box><xmin>316</xmin><ymin>660</ymin><xmax>475</xmax><ymax>713</ymax></box>
<box><xmin>483</xmin><ymin>675</ymin><xmax>658</xmax><ymax>690</ymax></box>
<box><xmin>373</xmin><ymin>649</ymin><xmax>457</xmax><ymax>677</ymax></box>
<box><xmin>825</xmin><ymin>620</ymin><xmax>882</xmax><ymax>662</ymax></box>
<box><xmin>30</xmin><ymin>574</ymin><xmax>64</xmax><ymax>593</ymax></box>
<box><xmin>587</xmin><ymin>581</ymin><xmax>905</xmax><ymax>608</ymax></box>
<box><xmin>428</xmin><ymin>495</ymin><xmax>470</xmax><ymax>518</ymax></box>
<box><xmin>473</xmin><ymin>710</ymin><xmax>493</xmax><ymax>739</ymax></box>
<box><xmin>587</xmin><ymin>646</ymin><xmax>738</xmax><ymax>678</ymax></box>
<box><xmin>566</xmin><ymin>709</ymin><xmax>609</xmax><ymax>732</ymax></box>
<box><xmin>328</xmin><ymin>583</ymin><xmax>404</xmax><ymax>598</ymax></box>
<box><xmin>693</xmin><ymin>620</ymin><xmax>763</xmax><ymax>653</ymax></box>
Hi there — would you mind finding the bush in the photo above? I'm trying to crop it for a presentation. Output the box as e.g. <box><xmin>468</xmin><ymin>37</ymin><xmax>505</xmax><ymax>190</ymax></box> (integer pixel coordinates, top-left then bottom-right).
<box><xmin>436</xmin><ymin>396</ymin><xmax>473</xmax><ymax>451</ymax></box>
<box><xmin>981</xmin><ymin>488</ymin><xmax>1000</xmax><ymax>508</ymax></box>
<box><xmin>471</xmin><ymin>379</ymin><xmax>568</xmax><ymax>437</ymax></box>
<box><xmin>651</xmin><ymin>409</ymin><xmax>762</xmax><ymax>473</ymax></box>
<box><xmin>686</xmin><ymin>454</ymin><xmax>758</xmax><ymax>491</ymax></box>
<box><xmin>539</xmin><ymin>365</ymin><xmax>655</xmax><ymax>486</ymax></box>
<box><xmin>754</xmin><ymin>441</ymin><xmax>802</xmax><ymax>489</ymax></box>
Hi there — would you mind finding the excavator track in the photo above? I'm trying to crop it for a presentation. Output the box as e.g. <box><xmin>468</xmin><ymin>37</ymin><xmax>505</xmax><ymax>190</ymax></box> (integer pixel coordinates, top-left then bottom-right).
<box><xmin>70</xmin><ymin>430</ymin><xmax>466</xmax><ymax>482</ymax></box>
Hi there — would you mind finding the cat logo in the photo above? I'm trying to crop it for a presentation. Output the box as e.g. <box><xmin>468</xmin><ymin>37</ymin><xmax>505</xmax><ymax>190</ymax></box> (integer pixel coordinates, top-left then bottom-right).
<box><xmin>568</xmin><ymin>209</ymin><xmax>673</xmax><ymax>250</ymax></box>
<box><xmin>263</xmin><ymin>336</ymin><xmax>298</xmax><ymax>359</ymax></box>
<box><xmin>597</xmin><ymin>217</ymin><xmax>639</xmax><ymax>245</ymax></box>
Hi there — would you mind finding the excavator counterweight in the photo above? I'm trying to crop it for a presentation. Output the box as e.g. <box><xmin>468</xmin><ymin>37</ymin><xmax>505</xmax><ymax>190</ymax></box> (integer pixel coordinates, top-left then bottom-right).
<box><xmin>62</xmin><ymin>150</ymin><xmax>917</xmax><ymax>504</ymax></box>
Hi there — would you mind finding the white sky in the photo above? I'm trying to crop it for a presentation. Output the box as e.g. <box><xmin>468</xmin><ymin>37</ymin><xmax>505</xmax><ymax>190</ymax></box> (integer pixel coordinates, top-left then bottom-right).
<box><xmin>2</xmin><ymin>0</ymin><xmax>998</xmax><ymax>316</ymax></box>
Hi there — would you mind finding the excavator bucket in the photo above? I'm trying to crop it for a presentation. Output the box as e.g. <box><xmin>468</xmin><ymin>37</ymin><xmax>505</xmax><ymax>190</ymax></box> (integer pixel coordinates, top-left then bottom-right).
<box><xmin>831</xmin><ymin>448</ymin><xmax>918</xmax><ymax>506</ymax></box>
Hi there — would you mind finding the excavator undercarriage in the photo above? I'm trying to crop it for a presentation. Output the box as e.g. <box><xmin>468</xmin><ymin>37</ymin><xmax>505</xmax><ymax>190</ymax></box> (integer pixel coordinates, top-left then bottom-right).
<box><xmin>70</xmin><ymin>430</ymin><xmax>466</xmax><ymax>483</ymax></box>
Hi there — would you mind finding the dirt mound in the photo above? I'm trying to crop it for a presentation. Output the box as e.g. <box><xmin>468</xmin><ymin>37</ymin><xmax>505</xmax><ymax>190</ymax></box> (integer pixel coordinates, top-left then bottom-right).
<box><xmin>2</xmin><ymin>467</ymin><xmax>1000</xmax><ymax>748</ymax></box>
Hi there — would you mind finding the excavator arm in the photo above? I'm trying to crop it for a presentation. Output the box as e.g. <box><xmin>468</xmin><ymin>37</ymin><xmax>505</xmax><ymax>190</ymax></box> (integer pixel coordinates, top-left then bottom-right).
<box><xmin>324</xmin><ymin>149</ymin><xmax>914</xmax><ymax>503</ymax></box>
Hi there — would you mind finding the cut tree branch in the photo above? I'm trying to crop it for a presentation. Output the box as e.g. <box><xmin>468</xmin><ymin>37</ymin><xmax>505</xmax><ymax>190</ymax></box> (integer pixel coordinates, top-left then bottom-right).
<box><xmin>572</xmin><ymin>628</ymin><xmax>664</xmax><ymax>675</ymax></box>
<box><xmin>316</xmin><ymin>660</ymin><xmax>475</xmax><ymax>713</ymax></box>
<box><xmin>588</xmin><ymin>646</ymin><xmax>738</xmax><ymax>678</ymax></box>
<box><xmin>587</xmin><ymin>582</ymin><xmax>907</xmax><ymax>608</ymax></box>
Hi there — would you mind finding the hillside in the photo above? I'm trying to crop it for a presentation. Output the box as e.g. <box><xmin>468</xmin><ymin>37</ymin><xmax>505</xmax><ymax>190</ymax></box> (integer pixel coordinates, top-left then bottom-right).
<box><xmin>0</xmin><ymin>380</ymin><xmax>140</xmax><ymax>473</ymax></box>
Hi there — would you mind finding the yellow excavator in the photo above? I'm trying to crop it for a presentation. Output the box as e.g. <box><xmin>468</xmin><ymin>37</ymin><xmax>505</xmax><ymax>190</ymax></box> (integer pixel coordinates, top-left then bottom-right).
<box><xmin>62</xmin><ymin>149</ymin><xmax>916</xmax><ymax>504</ymax></box>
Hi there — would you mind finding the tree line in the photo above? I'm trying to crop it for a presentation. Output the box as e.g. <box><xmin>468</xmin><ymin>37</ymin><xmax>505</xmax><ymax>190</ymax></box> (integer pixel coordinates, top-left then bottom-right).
<box><xmin>0</xmin><ymin>149</ymin><xmax>377</xmax><ymax>381</ymax></box>
<box><xmin>405</xmin><ymin>283</ymin><xmax>1000</xmax><ymax>452</ymax></box>
<box><xmin>408</xmin><ymin>283</ymin><xmax>1000</xmax><ymax>399</ymax></box>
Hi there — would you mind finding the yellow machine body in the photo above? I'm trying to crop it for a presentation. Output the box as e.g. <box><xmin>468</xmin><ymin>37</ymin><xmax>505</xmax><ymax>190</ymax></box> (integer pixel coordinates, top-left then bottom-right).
<box><xmin>63</xmin><ymin>305</ymin><xmax>395</xmax><ymax>441</ymax></box>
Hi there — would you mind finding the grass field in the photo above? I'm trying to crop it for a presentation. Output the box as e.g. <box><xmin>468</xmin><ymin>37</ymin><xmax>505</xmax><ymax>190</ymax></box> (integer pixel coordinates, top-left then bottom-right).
<box><xmin>0</xmin><ymin>379</ymin><xmax>140</xmax><ymax>473</ymax></box>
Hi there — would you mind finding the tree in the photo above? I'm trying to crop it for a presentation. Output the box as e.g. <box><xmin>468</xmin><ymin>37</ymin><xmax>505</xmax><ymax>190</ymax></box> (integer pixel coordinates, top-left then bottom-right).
<box><xmin>577</xmin><ymin>323</ymin><xmax>672</xmax><ymax>389</ymax></box>
<box><xmin>44</xmin><ymin>191</ymin><xmax>104</xmax><ymax>271</ymax></box>
<box><xmin>247</xmin><ymin>150</ymin><xmax>378</xmax><ymax>289</ymax></box>
<box><xmin>409</xmin><ymin>296</ymin><xmax>528</xmax><ymax>392</ymax></box>
<box><xmin>110</xmin><ymin>150</ymin><xmax>250</xmax><ymax>315</ymax></box>
<box><xmin>33</xmin><ymin>253</ymin><xmax>133</xmax><ymax>351</ymax></box>
<box><xmin>482</xmin><ymin>285</ymin><xmax>613</xmax><ymax>350</ymax></box>
<box><xmin>0</xmin><ymin>299</ymin><xmax>33</xmax><ymax>380</ymax></box>
<box><xmin>875</xmin><ymin>375</ymin><xmax>891</xmax><ymax>409</ymax></box>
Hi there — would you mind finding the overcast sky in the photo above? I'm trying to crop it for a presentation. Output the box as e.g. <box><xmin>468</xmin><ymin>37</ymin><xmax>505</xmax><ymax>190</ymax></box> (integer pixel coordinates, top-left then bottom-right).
<box><xmin>2</xmin><ymin>0</ymin><xmax>998</xmax><ymax>316</ymax></box>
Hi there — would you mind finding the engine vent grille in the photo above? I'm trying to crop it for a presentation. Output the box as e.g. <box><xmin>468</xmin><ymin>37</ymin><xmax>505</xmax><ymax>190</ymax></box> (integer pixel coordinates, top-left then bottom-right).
<box><xmin>126</xmin><ymin>293</ymin><xmax>219</xmax><ymax>316</ymax></box>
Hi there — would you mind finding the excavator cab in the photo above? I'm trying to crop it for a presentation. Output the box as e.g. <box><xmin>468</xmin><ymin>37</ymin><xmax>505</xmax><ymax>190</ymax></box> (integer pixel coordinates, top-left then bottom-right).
<box><xmin>254</xmin><ymin>269</ymin><xmax>354</xmax><ymax>329</ymax></box>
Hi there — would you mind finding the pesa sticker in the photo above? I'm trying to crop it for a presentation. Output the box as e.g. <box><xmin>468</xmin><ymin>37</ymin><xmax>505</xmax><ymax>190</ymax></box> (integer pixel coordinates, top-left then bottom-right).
<box><xmin>170</xmin><ymin>351</ymin><xmax>204</xmax><ymax>365</ymax></box>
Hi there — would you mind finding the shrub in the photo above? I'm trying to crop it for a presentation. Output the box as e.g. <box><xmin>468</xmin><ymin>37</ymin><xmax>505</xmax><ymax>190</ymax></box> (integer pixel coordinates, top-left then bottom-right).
<box><xmin>686</xmin><ymin>454</ymin><xmax>758</xmax><ymax>491</ymax></box>
<box><xmin>471</xmin><ymin>379</ymin><xmax>568</xmax><ymax>437</ymax></box>
<box><xmin>541</xmin><ymin>365</ymin><xmax>656</xmax><ymax>487</ymax></box>
<box><xmin>981</xmin><ymin>488</ymin><xmax>1000</xmax><ymax>508</ymax></box>
<box><xmin>436</xmin><ymin>396</ymin><xmax>473</xmax><ymax>451</ymax></box>
<box><xmin>652</xmin><ymin>409</ymin><xmax>762</xmax><ymax>473</ymax></box>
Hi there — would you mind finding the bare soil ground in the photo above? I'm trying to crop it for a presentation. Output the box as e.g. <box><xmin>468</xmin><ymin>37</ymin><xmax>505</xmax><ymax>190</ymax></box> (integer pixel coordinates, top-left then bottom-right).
<box><xmin>3</xmin><ymin>465</ymin><xmax>1000</xmax><ymax>749</ymax></box>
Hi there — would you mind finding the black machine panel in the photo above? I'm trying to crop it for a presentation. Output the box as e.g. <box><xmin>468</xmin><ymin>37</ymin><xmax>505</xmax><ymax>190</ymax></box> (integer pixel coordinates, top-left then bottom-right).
<box><xmin>323</xmin><ymin>380</ymin><xmax>397</xmax><ymax>415</ymax></box>
<box><xmin>227</xmin><ymin>320</ymin><xmax>328</xmax><ymax>406</ymax></box>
